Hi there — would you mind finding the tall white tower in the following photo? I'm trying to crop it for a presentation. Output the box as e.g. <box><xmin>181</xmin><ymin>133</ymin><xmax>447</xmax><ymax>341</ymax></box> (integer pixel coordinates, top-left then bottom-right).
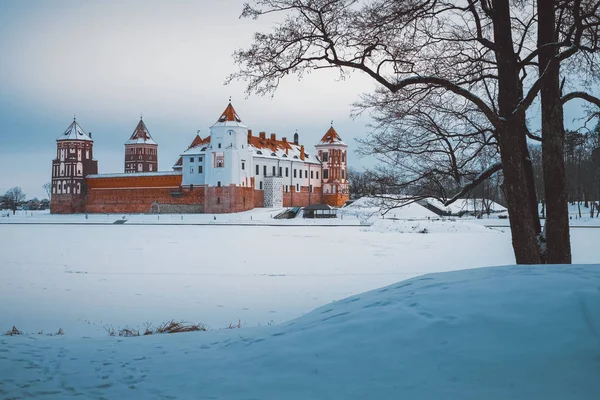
<box><xmin>205</xmin><ymin>102</ymin><xmax>254</xmax><ymax>188</ymax></box>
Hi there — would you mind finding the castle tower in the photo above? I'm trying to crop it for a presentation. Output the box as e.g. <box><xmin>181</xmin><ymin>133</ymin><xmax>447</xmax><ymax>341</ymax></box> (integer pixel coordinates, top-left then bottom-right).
<box><xmin>315</xmin><ymin>125</ymin><xmax>349</xmax><ymax>207</ymax></box>
<box><xmin>50</xmin><ymin>118</ymin><xmax>98</xmax><ymax>213</ymax></box>
<box><xmin>204</xmin><ymin>102</ymin><xmax>253</xmax><ymax>188</ymax></box>
<box><xmin>124</xmin><ymin>118</ymin><xmax>158</xmax><ymax>173</ymax></box>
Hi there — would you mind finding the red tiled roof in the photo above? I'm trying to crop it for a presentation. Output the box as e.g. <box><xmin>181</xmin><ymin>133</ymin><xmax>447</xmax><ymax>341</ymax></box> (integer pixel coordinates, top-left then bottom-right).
<box><xmin>248</xmin><ymin>135</ymin><xmax>294</xmax><ymax>153</ymax></box>
<box><xmin>217</xmin><ymin>103</ymin><xmax>242</xmax><ymax>123</ymax></box>
<box><xmin>319</xmin><ymin>126</ymin><xmax>342</xmax><ymax>144</ymax></box>
<box><xmin>186</xmin><ymin>134</ymin><xmax>210</xmax><ymax>150</ymax></box>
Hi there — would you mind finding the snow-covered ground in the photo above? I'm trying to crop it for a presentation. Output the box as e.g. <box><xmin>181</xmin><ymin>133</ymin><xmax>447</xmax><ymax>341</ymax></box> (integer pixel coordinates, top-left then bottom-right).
<box><xmin>1</xmin><ymin>204</ymin><xmax>599</xmax><ymax>399</ymax></box>
<box><xmin>1</xmin><ymin>265</ymin><xmax>599</xmax><ymax>399</ymax></box>
<box><xmin>0</xmin><ymin>208</ymin><xmax>363</xmax><ymax>225</ymax></box>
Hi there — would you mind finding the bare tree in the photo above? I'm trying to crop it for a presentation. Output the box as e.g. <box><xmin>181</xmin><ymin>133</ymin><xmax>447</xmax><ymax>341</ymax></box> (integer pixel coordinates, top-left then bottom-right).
<box><xmin>42</xmin><ymin>182</ymin><xmax>52</xmax><ymax>200</ymax></box>
<box><xmin>229</xmin><ymin>0</ymin><xmax>562</xmax><ymax>263</ymax></box>
<box><xmin>3</xmin><ymin>187</ymin><xmax>26</xmax><ymax>215</ymax></box>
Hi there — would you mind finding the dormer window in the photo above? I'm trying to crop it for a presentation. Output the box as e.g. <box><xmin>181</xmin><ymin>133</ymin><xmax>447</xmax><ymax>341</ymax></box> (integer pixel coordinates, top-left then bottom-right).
<box><xmin>293</xmin><ymin>155</ymin><xmax>299</xmax><ymax>159</ymax></box>
<box><xmin>271</xmin><ymin>152</ymin><xmax>276</xmax><ymax>156</ymax></box>
<box><xmin>282</xmin><ymin>154</ymin><xmax>287</xmax><ymax>158</ymax></box>
<box><xmin>256</xmin><ymin>150</ymin><xmax>263</xmax><ymax>155</ymax></box>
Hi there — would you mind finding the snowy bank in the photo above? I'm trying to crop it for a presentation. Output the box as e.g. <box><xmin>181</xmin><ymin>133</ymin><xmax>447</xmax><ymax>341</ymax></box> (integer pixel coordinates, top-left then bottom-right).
<box><xmin>2</xmin><ymin>264</ymin><xmax>599</xmax><ymax>399</ymax></box>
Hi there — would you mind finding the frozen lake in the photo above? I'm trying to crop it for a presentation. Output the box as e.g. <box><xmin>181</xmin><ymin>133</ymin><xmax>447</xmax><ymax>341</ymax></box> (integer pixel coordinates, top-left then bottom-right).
<box><xmin>1</xmin><ymin>221</ymin><xmax>597</xmax><ymax>337</ymax></box>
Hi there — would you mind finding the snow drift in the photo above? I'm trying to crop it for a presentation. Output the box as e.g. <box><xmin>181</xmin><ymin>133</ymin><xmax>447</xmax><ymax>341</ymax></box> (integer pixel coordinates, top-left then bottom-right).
<box><xmin>1</xmin><ymin>265</ymin><xmax>599</xmax><ymax>399</ymax></box>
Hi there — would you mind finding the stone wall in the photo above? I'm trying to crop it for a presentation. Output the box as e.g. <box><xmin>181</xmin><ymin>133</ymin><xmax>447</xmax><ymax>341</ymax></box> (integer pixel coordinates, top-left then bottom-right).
<box><xmin>323</xmin><ymin>192</ymin><xmax>350</xmax><ymax>207</ymax></box>
<box><xmin>85</xmin><ymin>187</ymin><xmax>205</xmax><ymax>214</ymax></box>
<box><xmin>204</xmin><ymin>185</ymin><xmax>256</xmax><ymax>214</ymax></box>
<box><xmin>50</xmin><ymin>194</ymin><xmax>86</xmax><ymax>214</ymax></box>
<box><xmin>282</xmin><ymin>186</ymin><xmax>323</xmax><ymax>207</ymax></box>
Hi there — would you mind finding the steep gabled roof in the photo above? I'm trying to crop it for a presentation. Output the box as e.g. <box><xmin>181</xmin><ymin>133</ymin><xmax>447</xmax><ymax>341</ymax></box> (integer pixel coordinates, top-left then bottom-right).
<box><xmin>186</xmin><ymin>134</ymin><xmax>210</xmax><ymax>150</ymax></box>
<box><xmin>317</xmin><ymin>126</ymin><xmax>346</xmax><ymax>146</ymax></box>
<box><xmin>125</xmin><ymin>119</ymin><xmax>157</xmax><ymax>145</ymax></box>
<box><xmin>181</xmin><ymin>134</ymin><xmax>211</xmax><ymax>156</ymax></box>
<box><xmin>57</xmin><ymin>119</ymin><xmax>93</xmax><ymax>141</ymax></box>
<box><xmin>211</xmin><ymin>102</ymin><xmax>247</xmax><ymax>128</ymax></box>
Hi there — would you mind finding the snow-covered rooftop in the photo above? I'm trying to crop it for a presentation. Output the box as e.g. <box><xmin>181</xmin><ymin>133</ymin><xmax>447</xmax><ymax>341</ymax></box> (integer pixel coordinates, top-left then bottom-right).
<box><xmin>316</xmin><ymin>126</ymin><xmax>346</xmax><ymax>146</ymax></box>
<box><xmin>249</xmin><ymin>134</ymin><xmax>321</xmax><ymax>165</ymax></box>
<box><xmin>125</xmin><ymin>119</ymin><xmax>157</xmax><ymax>145</ymax></box>
<box><xmin>211</xmin><ymin>103</ymin><xmax>248</xmax><ymax>128</ymax></box>
<box><xmin>57</xmin><ymin>119</ymin><xmax>93</xmax><ymax>142</ymax></box>
<box><xmin>87</xmin><ymin>171</ymin><xmax>182</xmax><ymax>179</ymax></box>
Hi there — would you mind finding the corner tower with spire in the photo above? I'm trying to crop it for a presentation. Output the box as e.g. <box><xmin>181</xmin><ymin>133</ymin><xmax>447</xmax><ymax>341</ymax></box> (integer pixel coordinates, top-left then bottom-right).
<box><xmin>315</xmin><ymin>124</ymin><xmax>350</xmax><ymax>207</ymax></box>
<box><xmin>50</xmin><ymin>118</ymin><xmax>98</xmax><ymax>213</ymax></box>
<box><xmin>203</xmin><ymin>102</ymin><xmax>253</xmax><ymax>189</ymax></box>
<box><xmin>124</xmin><ymin>118</ymin><xmax>158</xmax><ymax>173</ymax></box>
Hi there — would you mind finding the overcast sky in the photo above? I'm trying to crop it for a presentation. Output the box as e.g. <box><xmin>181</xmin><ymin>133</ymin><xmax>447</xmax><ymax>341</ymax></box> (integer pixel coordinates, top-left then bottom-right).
<box><xmin>0</xmin><ymin>0</ymin><xmax>589</xmax><ymax>199</ymax></box>
<box><xmin>0</xmin><ymin>0</ymin><xmax>375</xmax><ymax>199</ymax></box>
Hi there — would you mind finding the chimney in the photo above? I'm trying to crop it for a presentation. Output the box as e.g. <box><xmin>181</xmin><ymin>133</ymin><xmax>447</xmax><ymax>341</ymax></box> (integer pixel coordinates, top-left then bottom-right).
<box><xmin>259</xmin><ymin>132</ymin><xmax>266</xmax><ymax>139</ymax></box>
<box><xmin>89</xmin><ymin>132</ymin><xmax>92</xmax><ymax>138</ymax></box>
<box><xmin>248</xmin><ymin>129</ymin><xmax>252</xmax><ymax>136</ymax></box>
<box><xmin>270</xmin><ymin>133</ymin><xmax>276</xmax><ymax>141</ymax></box>
<box><xmin>282</xmin><ymin>137</ymin><xmax>287</xmax><ymax>142</ymax></box>
<box><xmin>293</xmin><ymin>132</ymin><xmax>299</xmax><ymax>145</ymax></box>
<box><xmin>300</xmin><ymin>145</ymin><xmax>305</xmax><ymax>160</ymax></box>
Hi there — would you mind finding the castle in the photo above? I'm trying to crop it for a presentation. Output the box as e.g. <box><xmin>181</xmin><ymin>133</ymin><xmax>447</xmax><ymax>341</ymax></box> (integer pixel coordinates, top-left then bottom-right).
<box><xmin>50</xmin><ymin>102</ymin><xmax>350</xmax><ymax>214</ymax></box>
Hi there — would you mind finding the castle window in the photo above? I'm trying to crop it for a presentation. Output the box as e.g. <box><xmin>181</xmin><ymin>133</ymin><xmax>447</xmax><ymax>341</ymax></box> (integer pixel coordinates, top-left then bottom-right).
<box><xmin>138</xmin><ymin>163</ymin><xmax>143</xmax><ymax>171</ymax></box>
<box><xmin>199</xmin><ymin>157</ymin><xmax>203</xmax><ymax>162</ymax></box>
<box><xmin>190</xmin><ymin>167</ymin><xmax>194</xmax><ymax>174</ymax></box>
<box><xmin>285</xmin><ymin>167</ymin><xmax>289</xmax><ymax>177</ymax></box>
<box><xmin>342</xmin><ymin>152</ymin><xmax>346</xmax><ymax>162</ymax></box>
<box><xmin>309</xmin><ymin>185</ymin><xmax>313</xmax><ymax>193</ymax></box>
<box><xmin>272</xmin><ymin>166</ymin><xmax>276</xmax><ymax>176</ymax></box>
<box><xmin>293</xmin><ymin>169</ymin><xmax>297</xmax><ymax>178</ymax></box>
<box><xmin>199</xmin><ymin>166</ymin><xmax>203</xmax><ymax>173</ymax></box>
<box><xmin>256</xmin><ymin>165</ymin><xmax>259</xmax><ymax>175</ymax></box>
<box><xmin>190</xmin><ymin>157</ymin><xmax>194</xmax><ymax>162</ymax></box>
<box><xmin>285</xmin><ymin>185</ymin><xmax>288</xmax><ymax>193</ymax></box>
<box><xmin>305</xmin><ymin>170</ymin><xmax>308</xmax><ymax>178</ymax></box>
<box><xmin>342</xmin><ymin>170</ymin><xmax>345</xmax><ymax>179</ymax></box>
<box><xmin>322</xmin><ymin>152</ymin><xmax>329</xmax><ymax>162</ymax></box>
<box><xmin>296</xmin><ymin>184</ymin><xmax>299</xmax><ymax>192</ymax></box>
<box><xmin>260</xmin><ymin>181</ymin><xmax>263</xmax><ymax>190</ymax></box>
<box><xmin>217</xmin><ymin>181</ymin><xmax>221</xmax><ymax>187</ymax></box>
<box><xmin>218</xmin><ymin>143</ymin><xmax>222</xmax><ymax>149</ymax></box>
<box><xmin>323</xmin><ymin>169</ymin><xmax>329</xmax><ymax>179</ymax></box>
<box><xmin>316</xmin><ymin>171</ymin><xmax>319</xmax><ymax>180</ymax></box>
<box><xmin>263</xmin><ymin>165</ymin><xmax>267</xmax><ymax>175</ymax></box>
<box><xmin>149</xmin><ymin>164</ymin><xmax>153</xmax><ymax>172</ymax></box>
<box><xmin>214</xmin><ymin>152</ymin><xmax>224</xmax><ymax>168</ymax></box>
<box><xmin>242</xmin><ymin>162</ymin><xmax>245</xmax><ymax>170</ymax></box>
<box><xmin>311</xmin><ymin>170</ymin><xmax>314</xmax><ymax>179</ymax></box>
<box><xmin>279</xmin><ymin>167</ymin><xmax>282</xmax><ymax>176</ymax></box>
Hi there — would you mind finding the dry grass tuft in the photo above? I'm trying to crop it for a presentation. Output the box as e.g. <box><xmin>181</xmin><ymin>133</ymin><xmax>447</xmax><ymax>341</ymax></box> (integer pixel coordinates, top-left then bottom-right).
<box><xmin>155</xmin><ymin>320</ymin><xmax>206</xmax><ymax>334</ymax></box>
<box><xmin>226</xmin><ymin>320</ymin><xmax>242</xmax><ymax>329</ymax></box>
<box><xmin>5</xmin><ymin>326</ymin><xmax>22</xmax><ymax>336</ymax></box>
<box><xmin>118</xmin><ymin>327</ymin><xmax>140</xmax><ymax>337</ymax></box>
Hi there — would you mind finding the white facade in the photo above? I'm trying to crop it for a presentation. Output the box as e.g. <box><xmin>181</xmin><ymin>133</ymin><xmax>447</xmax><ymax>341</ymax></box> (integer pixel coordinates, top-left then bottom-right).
<box><xmin>179</xmin><ymin>103</ymin><xmax>348</xmax><ymax>207</ymax></box>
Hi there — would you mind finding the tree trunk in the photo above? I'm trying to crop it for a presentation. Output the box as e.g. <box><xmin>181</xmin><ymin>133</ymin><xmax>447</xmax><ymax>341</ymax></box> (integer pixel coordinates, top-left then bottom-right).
<box><xmin>538</xmin><ymin>0</ymin><xmax>572</xmax><ymax>263</ymax></box>
<box><xmin>492</xmin><ymin>0</ymin><xmax>542</xmax><ymax>264</ymax></box>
